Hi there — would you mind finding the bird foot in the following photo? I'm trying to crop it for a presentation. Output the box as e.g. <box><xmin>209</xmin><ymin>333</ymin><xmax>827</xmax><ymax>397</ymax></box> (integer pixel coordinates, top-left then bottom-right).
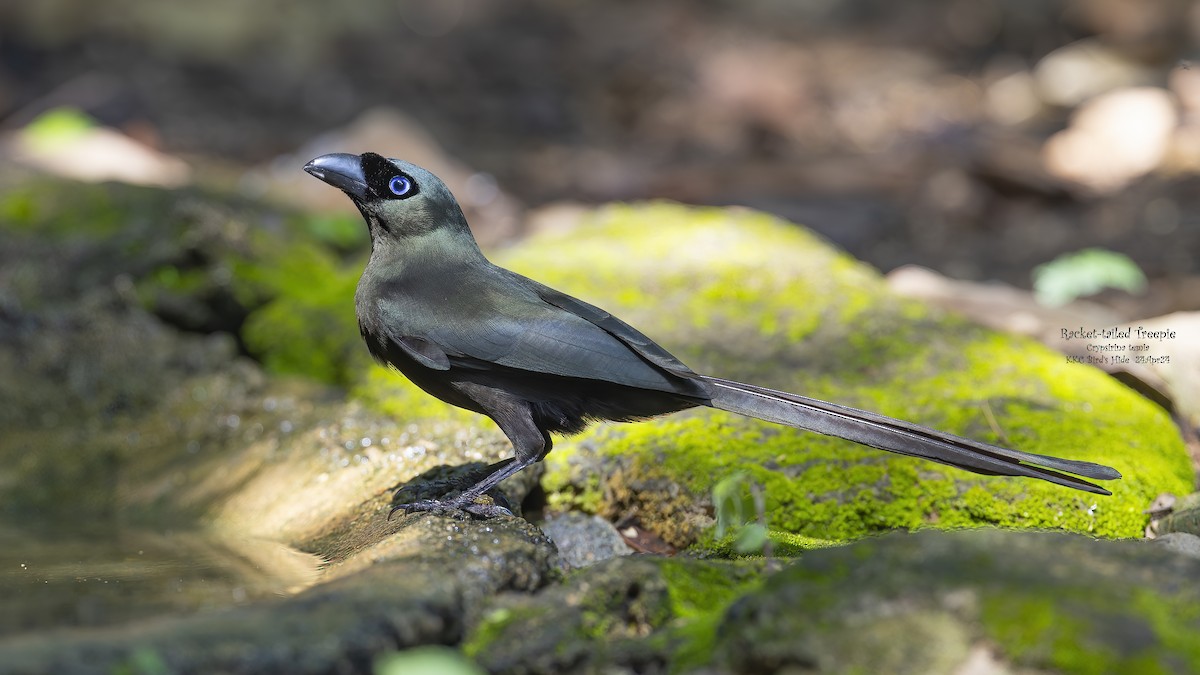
<box><xmin>388</xmin><ymin>494</ymin><xmax>514</xmax><ymax>520</ymax></box>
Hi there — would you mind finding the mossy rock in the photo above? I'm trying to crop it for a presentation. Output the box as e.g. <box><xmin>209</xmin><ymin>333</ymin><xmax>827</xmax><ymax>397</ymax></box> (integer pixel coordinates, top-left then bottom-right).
<box><xmin>714</xmin><ymin>529</ymin><xmax>1200</xmax><ymax>674</ymax></box>
<box><xmin>464</xmin><ymin>555</ymin><xmax>764</xmax><ymax>674</ymax></box>
<box><xmin>480</xmin><ymin>203</ymin><xmax>1189</xmax><ymax>544</ymax></box>
<box><xmin>0</xmin><ymin>176</ymin><xmax>369</xmax><ymax>383</ymax></box>
<box><xmin>464</xmin><ymin>529</ymin><xmax>1200</xmax><ymax>674</ymax></box>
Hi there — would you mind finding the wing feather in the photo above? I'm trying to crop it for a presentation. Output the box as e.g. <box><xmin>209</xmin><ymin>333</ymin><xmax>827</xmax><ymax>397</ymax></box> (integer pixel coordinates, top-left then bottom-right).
<box><xmin>372</xmin><ymin>267</ymin><xmax>708</xmax><ymax>397</ymax></box>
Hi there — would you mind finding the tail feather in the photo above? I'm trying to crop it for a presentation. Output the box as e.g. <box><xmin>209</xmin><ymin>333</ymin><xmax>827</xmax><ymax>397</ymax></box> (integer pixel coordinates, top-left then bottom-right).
<box><xmin>703</xmin><ymin>376</ymin><xmax>1121</xmax><ymax>496</ymax></box>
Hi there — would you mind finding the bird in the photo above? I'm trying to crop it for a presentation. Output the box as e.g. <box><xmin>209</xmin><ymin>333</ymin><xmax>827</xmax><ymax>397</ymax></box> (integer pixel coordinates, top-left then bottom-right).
<box><xmin>303</xmin><ymin>151</ymin><xmax>1122</xmax><ymax>518</ymax></box>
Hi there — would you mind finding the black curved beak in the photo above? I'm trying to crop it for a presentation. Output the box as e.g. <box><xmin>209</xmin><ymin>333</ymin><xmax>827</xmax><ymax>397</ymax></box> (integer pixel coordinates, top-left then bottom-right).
<box><xmin>304</xmin><ymin>153</ymin><xmax>368</xmax><ymax>198</ymax></box>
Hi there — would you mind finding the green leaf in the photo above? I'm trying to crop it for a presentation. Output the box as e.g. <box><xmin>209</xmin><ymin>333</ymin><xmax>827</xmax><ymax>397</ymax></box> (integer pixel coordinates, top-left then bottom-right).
<box><xmin>734</xmin><ymin>523</ymin><xmax>769</xmax><ymax>554</ymax></box>
<box><xmin>1033</xmin><ymin>248</ymin><xmax>1147</xmax><ymax>307</ymax></box>
<box><xmin>712</xmin><ymin>472</ymin><xmax>752</xmax><ymax>540</ymax></box>
<box><xmin>374</xmin><ymin>647</ymin><xmax>484</xmax><ymax>675</ymax></box>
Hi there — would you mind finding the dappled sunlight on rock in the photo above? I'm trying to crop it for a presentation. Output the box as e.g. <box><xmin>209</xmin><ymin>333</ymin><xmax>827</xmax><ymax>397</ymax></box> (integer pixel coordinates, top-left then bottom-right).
<box><xmin>985</xmin><ymin>69</ymin><xmax>1042</xmax><ymax>126</ymax></box>
<box><xmin>1042</xmin><ymin>87</ymin><xmax>1178</xmax><ymax>193</ymax></box>
<box><xmin>1034</xmin><ymin>39</ymin><xmax>1154</xmax><ymax>107</ymax></box>
<box><xmin>4</xmin><ymin>125</ymin><xmax>191</xmax><ymax>187</ymax></box>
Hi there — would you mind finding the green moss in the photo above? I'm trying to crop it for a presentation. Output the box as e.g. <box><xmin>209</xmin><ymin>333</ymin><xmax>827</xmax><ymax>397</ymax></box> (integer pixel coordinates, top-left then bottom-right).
<box><xmin>541</xmin><ymin>445</ymin><xmax>606</xmax><ymax>514</ymax></box>
<box><xmin>980</xmin><ymin>587</ymin><xmax>1200</xmax><ymax>674</ymax></box>
<box><xmin>704</xmin><ymin>529</ymin><xmax>840</xmax><ymax>558</ymax></box>
<box><xmin>0</xmin><ymin>179</ymin><xmax>163</xmax><ymax>237</ymax></box>
<box><xmin>982</xmin><ymin>594</ymin><xmax>1115</xmax><ymax>673</ymax></box>
<box><xmin>19</xmin><ymin>107</ymin><xmax>97</xmax><ymax>151</ymax></box>
<box><xmin>659</xmin><ymin>558</ymin><xmax>760</xmax><ymax>619</ymax></box>
<box><xmin>298</xmin><ymin>212</ymin><xmax>368</xmax><ymax>250</ymax></box>
<box><xmin>233</xmin><ymin>240</ymin><xmax>367</xmax><ymax>385</ymax></box>
<box><xmin>708</xmin><ymin>530</ymin><xmax>1200</xmax><ymax>674</ymax></box>
<box><xmin>0</xmin><ymin>176</ymin><xmax>377</xmax><ymax>388</ymax></box>
<box><xmin>0</xmin><ymin>187</ymin><xmax>37</xmax><ymax>226</ymax></box>
<box><xmin>658</xmin><ymin>559</ymin><xmax>763</xmax><ymax>672</ymax></box>
<box><xmin>139</xmin><ymin>265</ymin><xmax>213</xmax><ymax>300</ymax></box>
<box><xmin>1129</xmin><ymin>588</ymin><xmax>1200</xmax><ymax>671</ymax></box>
<box><xmin>463</xmin><ymin>556</ymin><xmax>765</xmax><ymax>673</ymax></box>
<box><xmin>351</xmin><ymin>365</ymin><xmax>478</xmax><ymax>424</ymax></box>
<box><xmin>462</xmin><ymin>607</ymin><xmax>526</xmax><ymax>660</ymax></box>
<box><xmin>497</xmin><ymin>203</ymin><xmax>883</xmax><ymax>379</ymax></box>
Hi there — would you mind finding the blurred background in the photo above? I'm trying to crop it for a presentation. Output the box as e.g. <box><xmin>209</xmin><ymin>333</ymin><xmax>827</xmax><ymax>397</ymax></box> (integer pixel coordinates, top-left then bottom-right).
<box><xmin>1</xmin><ymin>0</ymin><xmax>1198</xmax><ymax>309</ymax></box>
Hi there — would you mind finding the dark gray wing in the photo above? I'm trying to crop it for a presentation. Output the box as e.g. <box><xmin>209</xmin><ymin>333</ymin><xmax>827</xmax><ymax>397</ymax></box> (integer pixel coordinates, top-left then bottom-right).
<box><xmin>531</xmin><ymin>281</ymin><xmax>700</xmax><ymax>381</ymax></box>
<box><xmin>393</xmin><ymin>335</ymin><xmax>452</xmax><ymax>370</ymax></box>
<box><xmin>372</xmin><ymin>268</ymin><xmax>710</xmax><ymax>398</ymax></box>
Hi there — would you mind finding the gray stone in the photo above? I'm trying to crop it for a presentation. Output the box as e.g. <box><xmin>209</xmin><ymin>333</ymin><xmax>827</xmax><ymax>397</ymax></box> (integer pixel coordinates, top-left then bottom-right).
<box><xmin>541</xmin><ymin>511</ymin><xmax>632</xmax><ymax>569</ymax></box>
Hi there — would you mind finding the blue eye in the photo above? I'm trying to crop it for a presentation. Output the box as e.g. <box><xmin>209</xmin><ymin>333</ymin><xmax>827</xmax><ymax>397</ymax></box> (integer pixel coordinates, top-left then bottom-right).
<box><xmin>389</xmin><ymin>175</ymin><xmax>413</xmax><ymax>196</ymax></box>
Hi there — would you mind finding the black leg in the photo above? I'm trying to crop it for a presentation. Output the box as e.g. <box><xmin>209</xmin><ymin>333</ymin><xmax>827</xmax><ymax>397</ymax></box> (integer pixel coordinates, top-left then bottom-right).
<box><xmin>389</xmin><ymin>392</ymin><xmax>549</xmax><ymax>519</ymax></box>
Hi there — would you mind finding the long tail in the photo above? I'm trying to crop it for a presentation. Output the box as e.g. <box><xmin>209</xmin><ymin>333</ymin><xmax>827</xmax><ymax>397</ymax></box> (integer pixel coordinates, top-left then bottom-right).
<box><xmin>703</xmin><ymin>376</ymin><xmax>1122</xmax><ymax>495</ymax></box>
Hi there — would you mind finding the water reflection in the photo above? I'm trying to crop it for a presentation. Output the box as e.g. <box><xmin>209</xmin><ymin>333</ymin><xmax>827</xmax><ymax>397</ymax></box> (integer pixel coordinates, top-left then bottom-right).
<box><xmin>0</xmin><ymin>520</ymin><xmax>323</xmax><ymax>638</ymax></box>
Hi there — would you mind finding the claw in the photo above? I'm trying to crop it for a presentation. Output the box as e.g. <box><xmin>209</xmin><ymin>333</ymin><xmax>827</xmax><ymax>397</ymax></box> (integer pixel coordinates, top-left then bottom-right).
<box><xmin>388</xmin><ymin>494</ymin><xmax>514</xmax><ymax>520</ymax></box>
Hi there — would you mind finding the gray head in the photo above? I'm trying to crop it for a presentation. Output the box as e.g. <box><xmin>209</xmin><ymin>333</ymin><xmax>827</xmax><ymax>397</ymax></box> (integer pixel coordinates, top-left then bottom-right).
<box><xmin>304</xmin><ymin>152</ymin><xmax>472</xmax><ymax>243</ymax></box>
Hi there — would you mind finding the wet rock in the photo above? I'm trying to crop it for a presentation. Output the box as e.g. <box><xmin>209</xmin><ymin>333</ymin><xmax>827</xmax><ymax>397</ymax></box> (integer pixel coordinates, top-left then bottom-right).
<box><xmin>0</xmin><ymin>515</ymin><xmax>557</xmax><ymax>675</ymax></box>
<box><xmin>2</xmin><ymin>525</ymin><xmax>325</xmax><ymax>638</ymax></box>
